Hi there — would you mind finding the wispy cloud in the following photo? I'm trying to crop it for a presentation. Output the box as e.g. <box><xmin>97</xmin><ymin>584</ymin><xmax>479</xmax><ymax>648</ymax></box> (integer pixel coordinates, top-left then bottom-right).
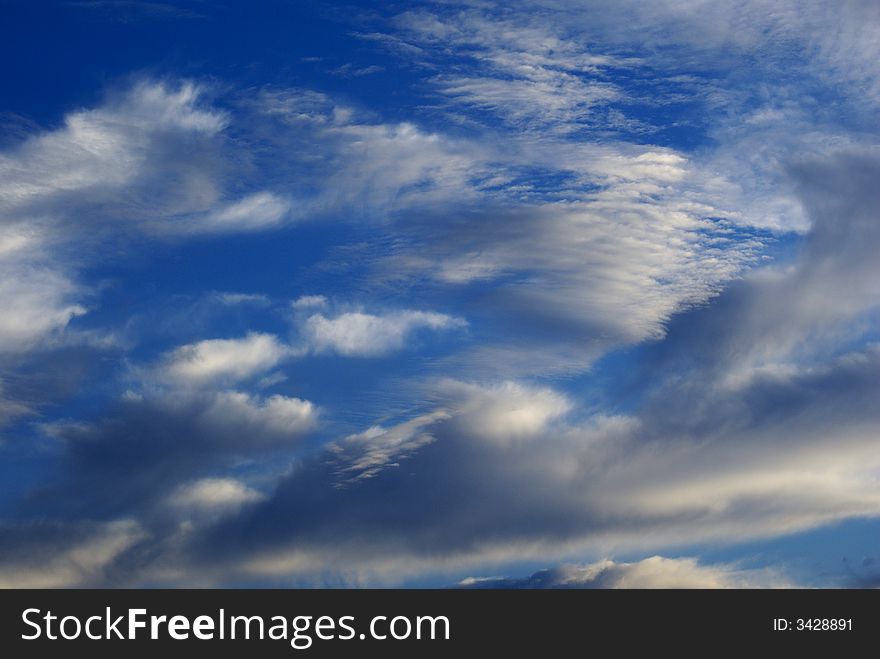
<box><xmin>460</xmin><ymin>556</ymin><xmax>793</xmax><ymax>589</ymax></box>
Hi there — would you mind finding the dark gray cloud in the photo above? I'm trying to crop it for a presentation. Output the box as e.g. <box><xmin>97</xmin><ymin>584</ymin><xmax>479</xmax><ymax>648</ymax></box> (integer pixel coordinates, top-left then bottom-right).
<box><xmin>23</xmin><ymin>388</ymin><xmax>315</xmax><ymax>520</ymax></box>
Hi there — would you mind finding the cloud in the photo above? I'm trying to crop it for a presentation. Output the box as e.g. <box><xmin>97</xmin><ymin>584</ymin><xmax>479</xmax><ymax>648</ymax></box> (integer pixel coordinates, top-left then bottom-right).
<box><xmin>177</xmin><ymin>341</ymin><xmax>879</xmax><ymax>586</ymax></box>
<box><xmin>291</xmin><ymin>295</ymin><xmax>327</xmax><ymax>309</ymax></box>
<box><xmin>23</xmin><ymin>387</ymin><xmax>317</xmax><ymax>522</ymax></box>
<box><xmin>201</xmin><ymin>391</ymin><xmax>317</xmax><ymax>438</ymax></box>
<box><xmin>236</xmin><ymin>84</ymin><xmax>775</xmax><ymax>377</ymax></box>
<box><xmin>214</xmin><ymin>292</ymin><xmax>271</xmax><ymax>306</ymax></box>
<box><xmin>373</xmin><ymin>173</ymin><xmax>764</xmax><ymax>375</ymax></box>
<box><xmin>459</xmin><ymin>556</ymin><xmax>792</xmax><ymax>589</ymax></box>
<box><xmin>0</xmin><ymin>81</ymin><xmax>224</xmax><ymax>212</ymax></box>
<box><xmin>329</xmin><ymin>412</ymin><xmax>449</xmax><ymax>485</ymax></box>
<box><xmin>330</xmin><ymin>63</ymin><xmax>385</xmax><ymax>78</ymax></box>
<box><xmin>159</xmin><ymin>333</ymin><xmax>292</xmax><ymax>386</ymax></box>
<box><xmin>0</xmin><ymin>380</ymin><xmax>32</xmax><ymax>430</ymax></box>
<box><xmin>0</xmin><ymin>143</ymin><xmax>874</xmax><ymax>587</ymax></box>
<box><xmin>437</xmin><ymin>380</ymin><xmax>571</xmax><ymax>444</ymax></box>
<box><xmin>167</xmin><ymin>151</ymin><xmax>880</xmax><ymax>582</ymax></box>
<box><xmin>0</xmin><ymin>2</ymin><xmax>878</xmax><ymax>589</ymax></box>
<box><xmin>168</xmin><ymin>477</ymin><xmax>266</xmax><ymax>512</ymax></box>
<box><xmin>175</xmin><ymin>191</ymin><xmax>291</xmax><ymax>234</ymax></box>
<box><xmin>391</xmin><ymin>8</ymin><xmax>624</xmax><ymax>132</ymax></box>
<box><xmin>0</xmin><ymin>520</ymin><xmax>144</xmax><ymax>588</ymax></box>
<box><xmin>0</xmin><ymin>250</ymin><xmax>85</xmax><ymax>352</ymax></box>
<box><xmin>639</xmin><ymin>147</ymin><xmax>880</xmax><ymax>394</ymax></box>
<box><xmin>244</xmin><ymin>88</ymin><xmax>494</xmax><ymax>216</ymax></box>
<box><xmin>302</xmin><ymin>310</ymin><xmax>466</xmax><ymax>356</ymax></box>
<box><xmin>548</xmin><ymin>0</ymin><xmax>880</xmax><ymax>107</ymax></box>
<box><xmin>0</xmin><ymin>80</ymin><xmax>287</xmax><ymax>357</ymax></box>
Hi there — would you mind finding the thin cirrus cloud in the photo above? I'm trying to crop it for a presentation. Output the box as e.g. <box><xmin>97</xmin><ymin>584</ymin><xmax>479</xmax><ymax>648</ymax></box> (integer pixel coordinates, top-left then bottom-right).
<box><xmin>390</xmin><ymin>8</ymin><xmax>625</xmax><ymax>132</ymax></box>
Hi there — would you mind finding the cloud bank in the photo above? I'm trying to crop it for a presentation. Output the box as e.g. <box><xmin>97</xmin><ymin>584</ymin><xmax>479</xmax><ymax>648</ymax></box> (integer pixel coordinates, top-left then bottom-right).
<box><xmin>0</xmin><ymin>0</ymin><xmax>877</xmax><ymax>588</ymax></box>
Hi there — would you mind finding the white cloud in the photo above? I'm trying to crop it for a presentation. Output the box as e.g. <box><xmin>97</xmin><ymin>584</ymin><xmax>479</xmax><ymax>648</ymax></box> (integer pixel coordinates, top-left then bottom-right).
<box><xmin>440</xmin><ymin>380</ymin><xmax>572</xmax><ymax>444</ymax></box>
<box><xmin>0</xmin><ymin>81</ymin><xmax>224</xmax><ymax>211</ymax></box>
<box><xmin>303</xmin><ymin>310</ymin><xmax>466</xmax><ymax>356</ymax></box>
<box><xmin>200</xmin><ymin>391</ymin><xmax>317</xmax><ymax>438</ymax></box>
<box><xmin>160</xmin><ymin>332</ymin><xmax>291</xmax><ymax>385</ymax></box>
<box><xmin>249</xmin><ymin>90</ymin><xmax>493</xmax><ymax>215</ymax></box>
<box><xmin>329</xmin><ymin>411</ymin><xmax>449</xmax><ymax>485</ymax></box>
<box><xmin>0</xmin><ymin>222</ymin><xmax>86</xmax><ymax>352</ymax></box>
<box><xmin>378</xmin><ymin>154</ymin><xmax>764</xmax><ymax>375</ymax></box>
<box><xmin>169</xmin><ymin>477</ymin><xmax>265</xmax><ymax>511</ymax></box>
<box><xmin>240</xmin><ymin>86</ymin><xmax>773</xmax><ymax>375</ymax></box>
<box><xmin>0</xmin><ymin>258</ymin><xmax>85</xmax><ymax>352</ymax></box>
<box><xmin>0</xmin><ymin>80</ymin><xmax>287</xmax><ymax>356</ymax></box>
<box><xmin>391</xmin><ymin>8</ymin><xmax>624</xmax><ymax>132</ymax></box>
<box><xmin>175</xmin><ymin>191</ymin><xmax>291</xmax><ymax>234</ymax></box>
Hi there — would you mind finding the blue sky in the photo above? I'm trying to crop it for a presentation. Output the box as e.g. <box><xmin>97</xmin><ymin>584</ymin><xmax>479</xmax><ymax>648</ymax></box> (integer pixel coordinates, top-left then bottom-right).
<box><xmin>1</xmin><ymin>0</ymin><xmax>879</xmax><ymax>588</ymax></box>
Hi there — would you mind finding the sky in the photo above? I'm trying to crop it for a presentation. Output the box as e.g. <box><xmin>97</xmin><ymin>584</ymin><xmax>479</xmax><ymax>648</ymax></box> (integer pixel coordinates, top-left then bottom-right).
<box><xmin>0</xmin><ymin>0</ymin><xmax>878</xmax><ymax>588</ymax></box>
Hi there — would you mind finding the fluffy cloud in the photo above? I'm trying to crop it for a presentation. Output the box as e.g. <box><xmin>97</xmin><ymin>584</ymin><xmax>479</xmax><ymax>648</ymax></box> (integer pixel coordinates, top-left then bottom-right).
<box><xmin>159</xmin><ymin>332</ymin><xmax>292</xmax><ymax>386</ymax></box>
<box><xmin>438</xmin><ymin>380</ymin><xmax>571</xmax><ymax>444</ymax></box>
<box><xmin>168</xmin><ymin>477</ymin><xmax>265</xmax><ymax>512</ymax></box>
<box><xmin>302</xmin><ymin>310</ymin><xmax>466</xmax><ymax>356</ymax></box>
<box><xmin>200</xmin><ymin>391</ymin><xmax>317</xmax><ymax>438</ymax></box>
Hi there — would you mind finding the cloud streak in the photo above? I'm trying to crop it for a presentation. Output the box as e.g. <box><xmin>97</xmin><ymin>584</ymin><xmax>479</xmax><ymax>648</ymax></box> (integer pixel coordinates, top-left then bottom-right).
<box><xmin>460</xmin><ymin>556</ymin><xmax>792</xmax><ymax>589</ymax></box>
